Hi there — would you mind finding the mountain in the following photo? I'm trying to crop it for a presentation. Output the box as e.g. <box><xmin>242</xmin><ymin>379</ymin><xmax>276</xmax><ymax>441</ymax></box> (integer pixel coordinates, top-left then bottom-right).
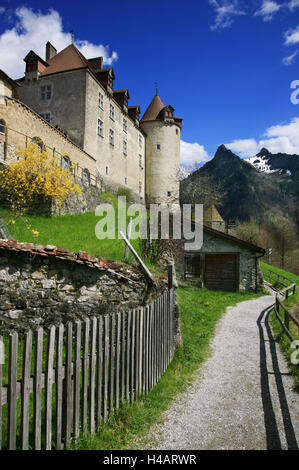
<box><xmin>247</xmin><ymin>148</ymin><xmax>299</xmax><ymax>177</ymax></box>
<box><xmin>180</xmin><ymin>145</ymin><xmax>299</xmax><ymax>223</ymax></box>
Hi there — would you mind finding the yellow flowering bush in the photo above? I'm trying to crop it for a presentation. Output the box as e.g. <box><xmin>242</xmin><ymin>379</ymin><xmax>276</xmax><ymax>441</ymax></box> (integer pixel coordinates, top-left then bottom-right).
<box><xmin>0</xmin><ymin>144</ymin><xmax>82</xmax><ymax>213</ymax></box>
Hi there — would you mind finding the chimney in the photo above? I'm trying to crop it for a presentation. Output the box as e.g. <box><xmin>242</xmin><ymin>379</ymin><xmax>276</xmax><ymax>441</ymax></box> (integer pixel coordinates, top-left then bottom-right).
<box><xmin>46</xmin><ymin>42</ymin><xmax>57</xmax><ymax>61</ymax></box>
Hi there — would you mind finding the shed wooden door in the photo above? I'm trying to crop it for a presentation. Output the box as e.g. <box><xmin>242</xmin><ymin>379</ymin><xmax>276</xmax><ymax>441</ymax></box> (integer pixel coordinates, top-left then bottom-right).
<box><xmin>204</xmin><ymin>254</ymin><xmax>238</xmax><ymax>292</ymax></box>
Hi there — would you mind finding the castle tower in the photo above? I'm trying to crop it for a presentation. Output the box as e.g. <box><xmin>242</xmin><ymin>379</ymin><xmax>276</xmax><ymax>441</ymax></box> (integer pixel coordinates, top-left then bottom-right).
<box><xmin>140</xmin><ymin>92</ymin><xmax>182</xmax><ymax>208</ymax></box>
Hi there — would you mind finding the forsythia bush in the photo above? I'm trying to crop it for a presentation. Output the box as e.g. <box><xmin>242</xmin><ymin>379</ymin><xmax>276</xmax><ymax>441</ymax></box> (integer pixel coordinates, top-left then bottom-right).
<box><xmin>0</xmin><ymin>144</ymin><xmax>82</xmax><ymax>213</ymax></box>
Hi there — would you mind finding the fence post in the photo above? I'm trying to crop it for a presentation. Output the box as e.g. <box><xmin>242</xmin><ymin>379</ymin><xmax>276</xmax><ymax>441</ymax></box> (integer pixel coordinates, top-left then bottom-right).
<box><xmin>168</xmin><ymin>265</ymin><xmax>173</xmax><ymax>290</ymax></box>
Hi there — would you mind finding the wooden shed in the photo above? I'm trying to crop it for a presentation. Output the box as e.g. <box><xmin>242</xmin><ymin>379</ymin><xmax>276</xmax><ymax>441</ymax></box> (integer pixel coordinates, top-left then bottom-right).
<box><xmin>176</xmin><ymin>225</ymin><xmax>265</xmax><ymax>293</ymax></box>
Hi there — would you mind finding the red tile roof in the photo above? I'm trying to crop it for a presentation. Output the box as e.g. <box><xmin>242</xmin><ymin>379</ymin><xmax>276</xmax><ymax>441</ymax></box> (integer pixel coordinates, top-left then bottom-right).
<box><xmin>41</xmin><ymin>44</ymin><xmax>96</xmax><ymax>76</ymax></box>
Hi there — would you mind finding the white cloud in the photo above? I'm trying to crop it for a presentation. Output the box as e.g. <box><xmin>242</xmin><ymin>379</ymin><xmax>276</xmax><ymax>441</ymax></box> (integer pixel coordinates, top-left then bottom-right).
<box><xmin>180</xmin><ymin>140</ymin><xmax>210</xmax><ymax>166</ymax></box>
<box><xmin>226</xmin><ymin>117</ymin><xmax>299</xmax><ymax>156</ymax></box>
<box><xmin>208</xmin><ymin>0</ymin><xmax>246</xmax><ymax>31</ymax></box>
<box><xmin>254</xmin><ymin>1</ymin><xmax>281</xmax><ymax>21</ymax></box>
<box><xmin>0</xmin><ymin>7</ymin><xmax>5</xmax><ymax>14</ymax></box>
<box><xmin>225</xmin><ymin>138</ymin><xmax>260</xmax><ymax>157</ymax></box>
<box><xmin>284</xmin><ymin>25</ymin><xmax>299</xmax><ymax>45</ymax></box>
<box><xmin>282</xmin><ymin>50</ymin><xmax>298</xmax><ymax>65</ymax></box>
<box><xmin>0</xmin><ymin>7</ymin><xmax>118</xmax><ymax>79</ymax></box>
<box><xmin>288</xmin><ymin>0</ymin><xmax>299</xmax><ymax>10</ymax></box>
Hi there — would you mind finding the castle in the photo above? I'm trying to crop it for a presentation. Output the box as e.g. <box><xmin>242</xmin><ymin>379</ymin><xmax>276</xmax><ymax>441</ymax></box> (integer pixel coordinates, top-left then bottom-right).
<box><xmin>0</xmin><ymin>41</ymin><xmax>182</xmax><ymax>208</ymax></box>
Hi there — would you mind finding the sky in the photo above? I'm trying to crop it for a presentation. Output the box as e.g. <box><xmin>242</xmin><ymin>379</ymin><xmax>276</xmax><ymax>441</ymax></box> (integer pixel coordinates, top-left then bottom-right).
<box><xmin>0</xmin><ymin>0</ymin><xmax>299</xmax><ymax>167</ymax></box>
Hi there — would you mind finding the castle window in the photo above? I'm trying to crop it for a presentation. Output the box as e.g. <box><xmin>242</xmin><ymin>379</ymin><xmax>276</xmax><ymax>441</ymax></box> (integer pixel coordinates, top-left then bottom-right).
<box><xmin>109</xmin><ymin>128</ymin><xmax>114</xmax><ymax>146</ymax></box>
<box><xmin>176</xmin><ymin>129</ymin><xmax>179</xmax><ymax>135</ymax></box>
<box><xmin>109</xmin><ymin>104</ymin><xmax>115</xmax><ymax>121</ymax></box>
<box><xmin>125</xmin><ymin>177</ymin><xmax>127</xmax><ymax>185</ymax></box>
<box><xmin>123</xmin><ymin>118</ymin><xmax>127</xmax><ymax>133</ymax></box>
<box><xmin>82</xmin><ymin>168</ymin><xmax>90</xmax><ymax>185</ymax></box>
<box><xmin>167</xmin><ymin>191</ymin><xmax>172</xmax><ymax>197</ymax></box>
<box><xmin>98</xmin><ymin>119</ymin><xmax>104</xmax><ymax>137</ymax></box>
<box><xmin>99</xmin><ymin>92</ymin><xmax>104</xmax><ymax>110</ymax></box>
<box><xmin>31</xmin><ymin>137</ymin><xmax>44</xmax><ymax>151</ymax></box>
<box><xmin>123</xmin><ymin>140</ymin><xmax>127</xmax><ymax>156</ymax></box>
<box><xmin>40</xmin><ymin>112</ymin><xmax>51</xmax><ymax>123</ymax></box>
<box><xmin>139</xmin><ymin>181</ymin><xmax>142</xmax><ymax>194</ymax></box>
<box><xmin>106</xmin><ymin>166</ymin><xmax>109</xmax><ymax>175</ymax></box>
<box><xmin>139</xmin><ymin>155</ymin><xmax>142</xmax><ymax>169</ymax></box>
<box><xmin>40</xmin><ymin>85</ymin><xmax>52</xmax><ymax>101</ymax></box>
<box><xmin>139</xmin><ymin>135</ymin><xmax>142</xmax><ymax>148</ymax></box>
<box><xmin>61</xmin><ymin>155</ymin><xmax>71</xmax><ymax>170</ymax></box>
<box><xmin>0</xmin><ymin>119</ymin><xmax>6</xmax><ymax>134</ymax></box>
<box><xmin>156</xmin><ymin>143</ymin><xmax>161</xmax><ymax>151</ymax></box>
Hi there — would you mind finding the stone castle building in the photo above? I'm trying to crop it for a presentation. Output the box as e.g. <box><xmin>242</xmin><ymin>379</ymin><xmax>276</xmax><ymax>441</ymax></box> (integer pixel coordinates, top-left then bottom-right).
<box><xmin>0</xmin><ymin>41</ymin><xmax>182</xmax><ymax>207</ymax></box>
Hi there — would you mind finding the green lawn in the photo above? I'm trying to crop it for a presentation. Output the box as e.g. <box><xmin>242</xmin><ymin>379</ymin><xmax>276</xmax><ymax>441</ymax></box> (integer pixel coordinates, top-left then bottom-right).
<box><xmin>0</xmin><ymin>192</ymin><xmax>143</xmax><ymax>266</ymax></box>
<box><xmin>261</xmin><ymin>262</ymin><xmax>299</xmax><ymax>392</ymax></box>
<box><xmin>73</xmin><ymin>287</ymin><xmax>264</xmax><ymax>450</ymax></box>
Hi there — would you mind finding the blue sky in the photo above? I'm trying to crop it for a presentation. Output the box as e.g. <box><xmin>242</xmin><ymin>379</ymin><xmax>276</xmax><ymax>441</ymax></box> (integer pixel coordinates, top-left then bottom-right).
<box><xmin>0</xmin><ymin>0</ymin><xmax>299</xmax><ymax>166</ymax></box>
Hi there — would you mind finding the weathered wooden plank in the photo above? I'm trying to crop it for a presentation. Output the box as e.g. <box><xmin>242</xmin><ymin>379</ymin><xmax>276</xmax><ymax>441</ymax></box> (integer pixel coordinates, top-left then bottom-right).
<box><xmin>34</xmin><ymin>328</ymin><xmax>43</xmax><ymax>450</ymax></box>
<box><xmin>73</xmin><ymin>321</ymin><xmax>81</xmax><ymax>441</ymax></box>
<box><xmin>96</xmin><ymin>316</ymin><xmax>103</xmax><ymax>428</ymax></box>
<box><xmin>142</xmin><ymin>306</ymin><xmax>147</xmax><ymax>394</ymax></box>
<box><xmin>103</xmin><ymin>315</ymin><xmax>109</xmax><ymax>423</ymax></box>
<box><xmin>90</xmin><ymin>318</ymin><xmax>97</xmax><ymax>433</ymax></box>
<box><xmin>82</xmin><ymin>319</ymin><xmax>90</xmax><ymax>435</ymax></box>
<box><xmin>65</xmin><ymin>322</ymin><xmax>73</xmax><ymax>447</ymax></box>
<box><xmin>119</xmin><ymin>231</ymin><xmax>157</xmax><ymax>286</ymax></box>
<box><xmin>121</xmin><ymin>311</ymin><xmax>126</xmax><ymax>404</ymax></box>
<box><xmin>45</xmin><ymin>326</ymin><xmax>56</xmax><ymax>450</ymax></box>
<box><xmin>110</xmin><ymin>314</ymin><xmax>115</xmax><ymax>416</ymax></box>
<box><xmin>0</xmin><ymin>335</ymin><xmax>2</xmax><ymax>450</ymax></box>
<box><xmin>126</xmin><ymin>311</ymin><xmax>131</xmax><ymax>402</ymax></box>
<box><xmin>115</xmin><ymin>313</ymin><xmax>121</xmax><ymax>410</ymax></box>
<box><xmin>21</xmin><ymin>330</ymin><xmax>32</xmax><ymax>450</ymax></box>
<box><xmin>56</xmin><ymin>323</ymin><xmax>64</xmax><ymax>450</ymax></box>
<box><xmin>131</xmin><ymin>309</ymin><xmax>136</xmax><ymax>403</ymax></box>
<box><xmin>8</xmin><ymin>332</ymin><xmax>18</xmax><ymax>450</ymax></box>
<box><xmin>153</xmin><ymin>300</ymin><xmax>157</xmax><ymax>386</ymax></box>
<box><xmin>135</xmin><ymin>308</ymin><xmax>140</xmax><ymax>398</ymax></box>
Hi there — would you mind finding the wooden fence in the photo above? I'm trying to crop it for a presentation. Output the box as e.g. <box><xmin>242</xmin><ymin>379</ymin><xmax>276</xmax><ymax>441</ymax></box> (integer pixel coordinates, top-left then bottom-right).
<box><xmin>0</xmin><ymin>288</ymin><xmax>175</xmax><ymax>450</ymax></box>
<box><xmin>264</xmin><ymin>268</ymin><xmax>298</xmax><ymax>343</ymax></box>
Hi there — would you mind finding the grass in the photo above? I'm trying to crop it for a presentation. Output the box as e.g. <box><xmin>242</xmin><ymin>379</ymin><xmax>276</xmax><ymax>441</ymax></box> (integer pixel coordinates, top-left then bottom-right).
<box><xmin>73</xmin><ymin>287</ymin><xmax>264</xmax><ymax>450</ymax></box>
<box><xmin>0</xmin><ymin>192</ymin><xmax>145</xmax><ymax>267</ymax></box>
<box><xmin>261</xmin><ymin>262</ymin><xmax>299</xmax><ymax>392</ymax></box>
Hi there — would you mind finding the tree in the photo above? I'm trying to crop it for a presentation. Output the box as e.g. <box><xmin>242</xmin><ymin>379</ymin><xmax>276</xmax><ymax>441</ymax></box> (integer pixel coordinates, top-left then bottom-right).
<box><xmin>0</xmin><ymin>144</ymin><xmax>82</xmax><ymax>213</ymax></box>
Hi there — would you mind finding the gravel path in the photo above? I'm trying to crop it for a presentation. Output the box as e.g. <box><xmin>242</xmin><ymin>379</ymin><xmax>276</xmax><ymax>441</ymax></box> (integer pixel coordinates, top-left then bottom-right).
<box><xmin>137</xmin><ymin>292</ymin><xmax>299</xmax><ymax>450</ymax></box>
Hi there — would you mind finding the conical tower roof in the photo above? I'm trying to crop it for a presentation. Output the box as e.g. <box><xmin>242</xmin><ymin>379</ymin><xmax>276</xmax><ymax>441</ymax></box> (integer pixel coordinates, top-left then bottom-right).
<box><xmin>141</xmin><ymin>93</ymin><xmax>165</xmax><ymax>122</ymax></box>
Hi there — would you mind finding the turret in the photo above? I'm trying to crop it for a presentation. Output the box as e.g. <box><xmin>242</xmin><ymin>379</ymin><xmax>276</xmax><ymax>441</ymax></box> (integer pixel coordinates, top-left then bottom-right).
<box><xmin>140</xmin><ymin>93</ymin><xmax>182</xmax><ymax>208</ymax></box>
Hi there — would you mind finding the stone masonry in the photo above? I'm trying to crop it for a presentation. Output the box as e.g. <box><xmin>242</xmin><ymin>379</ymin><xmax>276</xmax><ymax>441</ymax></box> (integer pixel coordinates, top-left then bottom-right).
<box><xmin>0</xmin><ymin>239</ymin><xmax>161</xmax><ymax>333</ymax></box>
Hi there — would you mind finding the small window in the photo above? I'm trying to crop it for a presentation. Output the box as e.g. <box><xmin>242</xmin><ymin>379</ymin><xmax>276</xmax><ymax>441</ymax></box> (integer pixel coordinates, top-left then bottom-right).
<box><xmin>139</xmin><ymin>155</ymin><xmax>142</xmax><ymax>168</ymax></box>
<box><xmin>167</xmin><ymin>191</ymin><xmax>172</xmax><ymax>197</ymax></box>
<box><xmin>40</xmin><ymin>112</ymin><xmax>51</xmax><ymax>123</ymax></box>
<box><xmin>40</xmin><ymin>84</ymin><xmax>52</xmax><ymax>101</ymax></box>
<box><xmin>109</xmin><ymin>128</ymin><xmax>114</xmax><ymax>146</ymax></box>
<box><xmin>0</xmin><ymin>119</ymin><xmax>6</xmax><ymax>134</ymax></box>
<box><xmin>99</xmin><ymin>92</ymin><xmax>104</xmax><ymax>109</ymax></box>
<box><xmin>176</xmin><ymin>129</ymin><xmax>179</xmax><ymax>135</ymax></box>
<box><xmin>106</xmin><ymin>166</ymin><xmax>109</xmax><ymax>175</ymax></box>
<box><xmin>82</xmin><ymin>168</ymin><xmax>90</xmax><ymax>185</ymax></box>
<box><xmin>123</xmin><ymin>118</ymin><xmax>127</xmax><ymax>133</ymax></box>
<box><xmin>109</xmin><ymin>104</ymin><xmax>115</xmax><ymax>120</ymax></box>
<box><xmin>139</xmin><ymin>181</ymin><xmax>142</xmax><ymax>194</ymax></box>
<box><xmin>31</xmin><ymin>137</ymin><xmax>44</xmax><ymax>151</ymax></box>
<box><xmin>61</xmin><ymin>155</ymin><xmax>71</xmax><ymax>170</ymax></box>
<box><xmin>156</xmin><ymin>143</ymin><xmax>161</xmax><ymax>151</ymax></box>
<box><xmin>98</xmin><ymin>119</ymin><xmax>104</xmax><ymax>137</ymax></box>
<box><xmin>139</xmin><ymin>135</ymin><xmax>142</xmax><ymax>148</ymax></box>
<box><xmin>125</xmin><ymin>177</ymin><xmax>127</xmax><ymax>185</ymax></box>
<box><xmin>123</xmin><ymin>140</ymin><xmax>127</xmax><ymax>156</ymax></box>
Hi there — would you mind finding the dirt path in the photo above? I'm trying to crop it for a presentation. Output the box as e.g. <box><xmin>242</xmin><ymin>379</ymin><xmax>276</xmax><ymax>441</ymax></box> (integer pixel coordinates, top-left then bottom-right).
<box><xmin>137</xmin><ymin>293</ymin><xmax>299</xmax><ymax>450</ymax></box>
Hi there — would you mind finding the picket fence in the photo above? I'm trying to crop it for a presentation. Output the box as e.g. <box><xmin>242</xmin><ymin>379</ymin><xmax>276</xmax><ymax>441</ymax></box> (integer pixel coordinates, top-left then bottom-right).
<box><xmin>0</xmin><ymin>288</ymin><xmax>175</xmax><ymax>450</ymax></box>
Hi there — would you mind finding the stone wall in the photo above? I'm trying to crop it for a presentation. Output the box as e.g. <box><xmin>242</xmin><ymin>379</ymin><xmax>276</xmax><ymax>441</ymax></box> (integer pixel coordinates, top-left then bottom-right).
<box><xmin>0</xmin><ymin>239</ymin><xmax>158</xmax><ymax>333</ymax></box>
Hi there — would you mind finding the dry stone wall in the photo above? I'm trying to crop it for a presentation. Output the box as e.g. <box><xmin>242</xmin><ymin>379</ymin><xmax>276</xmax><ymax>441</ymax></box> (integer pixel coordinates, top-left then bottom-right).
<box><xmin>0</xmin><ymin>239</ymin><xmax>156</xmax><ymax>333</ymax></box>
